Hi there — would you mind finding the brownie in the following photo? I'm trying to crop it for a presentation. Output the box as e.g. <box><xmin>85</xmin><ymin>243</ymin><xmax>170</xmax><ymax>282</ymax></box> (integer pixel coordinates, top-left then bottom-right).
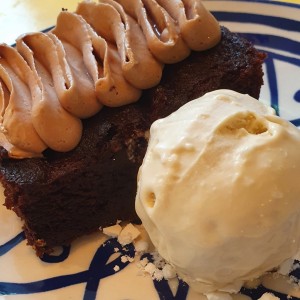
<box><xmin>0</xmin><ymin>27</ymin><xmax>266</xmax><ymax>256</ymax></box>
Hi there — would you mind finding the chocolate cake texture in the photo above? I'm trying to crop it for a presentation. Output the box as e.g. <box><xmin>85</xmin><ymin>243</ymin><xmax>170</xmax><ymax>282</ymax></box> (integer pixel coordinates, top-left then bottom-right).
<box><xmin>0</xmin><ymin>27</ymin><xmax>266</xmax><ymax>256</ymax></box>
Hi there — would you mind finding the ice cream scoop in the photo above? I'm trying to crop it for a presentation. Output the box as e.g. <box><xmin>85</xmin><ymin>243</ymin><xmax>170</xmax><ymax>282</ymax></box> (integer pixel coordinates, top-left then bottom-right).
<box><xmin>135</xmin><ymin>89</ymin><xmax>300</xmax><ymax>294</ymax></box>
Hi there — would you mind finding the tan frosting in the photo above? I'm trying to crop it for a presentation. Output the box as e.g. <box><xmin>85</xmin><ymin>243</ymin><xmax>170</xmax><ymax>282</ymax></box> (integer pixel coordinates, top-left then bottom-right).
<box><xmin>0</xmin><ymin>45</ymin><xmax>47</xmax><ymax>158</ymax></box>
<box><xmin>0</xmin><ymin>0</ymin><xmax>220</xmax><ymax>158</ymax></box>
<box><xmin>76</xmin><ymin>0</ymin><xmax>163</xmax><ymax>89</ymax></box>
<box><xmin>113</xmin><ymin>0</ymin><xmax>221</xmax><ymax>60</ymax></box>
<box><xmin>16</xmin><ymin>33</ymin><xmax>83</xmax><ymax>153</ymax></box>
<box><xmin>53</xmin><ymin>11</ymin><xmax>142</xmax><ymax>107</ymax></box>
<box><xmin>48</xmin><ymin>31</ymin><xmax>103</xmax><ymax>119</ymax></box>
<box><xmin>154</xmin><ymin>0</ymin><xmax>222</xmax><ymax>50</ymax></box>
<box><xmin>112</xmin><ymin>0</ymin><xmax>191</xmax><ymax>63</ymax></box>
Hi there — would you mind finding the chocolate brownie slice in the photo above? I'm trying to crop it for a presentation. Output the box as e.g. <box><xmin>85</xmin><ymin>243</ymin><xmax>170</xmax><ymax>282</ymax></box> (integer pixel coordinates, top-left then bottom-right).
<box><xmin>0</xmin><ymin>27</ymin><xmax>266</xmax><ymax>256</ymax></box>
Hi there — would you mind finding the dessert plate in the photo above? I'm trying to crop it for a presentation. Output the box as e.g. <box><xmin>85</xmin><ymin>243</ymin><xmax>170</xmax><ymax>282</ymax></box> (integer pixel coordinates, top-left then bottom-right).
<box><xmin>1</xmin><ymin>1</ymin><xmax>300</xmax><ymax>299</ymax></box>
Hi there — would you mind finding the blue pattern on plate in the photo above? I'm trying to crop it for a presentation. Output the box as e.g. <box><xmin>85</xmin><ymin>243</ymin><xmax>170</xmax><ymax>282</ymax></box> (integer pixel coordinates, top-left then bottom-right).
<box><xmin>40</xmin><ymin>245</ymin><xmax>71</xmax><ymax>263</ymax></box>
<box><xmin>0</xmin><ymin>236</ymin><xmax>135</xmax><ymax>299</ymax></box>
<box><xmin>241</xmin><ymin>285</ymin><xmax>300</xmax><ymax>299</ymax></box>
<box><xmin>212</xmin><ymin>0</ymin><xmax>300</xmax><ymax>9</ymax></box>
<box><xmin>0</xmin><ymin>232</ymin><xmax>25</xmax><ymax>257</ymax></box>
<box><xmin>141</xmin><ymin>253</ymin><xmax>189</xmax><ymax>300</ymax></box>
<box><xmin>213</xmin><ymin>12</ymin><xmax>300</xmax><ymax>32</ymax></box>
<box><xmin>1</xmin><ymin>234</ymin><xmax>300</xmax><ymax>299</ymax></box>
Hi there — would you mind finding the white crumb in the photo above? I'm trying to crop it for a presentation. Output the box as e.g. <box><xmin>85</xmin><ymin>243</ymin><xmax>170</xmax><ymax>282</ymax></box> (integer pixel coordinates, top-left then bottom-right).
<box><xmin>278</xmin><ymin>258</ymin><xmax>294</xmax><ymax>275</ymax></box>
<box><xmin>102</xmin><ymin>222</ymin><xmax>175</xmax><ymax>282</ymax></box>
<box><xmin>134</xmin><ymin>240</ymin><xmax>149</xmax><ymax>253</ymax></box>
<box><xmin>153</xmin><ymin>269</ymin><xmax>164</xmax><ymax>281</ymax></box>
<box><xmin>162</xmin><ymin>264</ymin><xmax>177</xmax><ymax>279</ymax></box>
<box><xmin>144</xmin><ymin>262</ymin><xmax>157</xmax><ymax>275</ymax></box>
<box><xmin>258</xmin><ymin>293</ymin><xmax>280</xmax><ymax>300</ymax></box>
<box><xmin>102</xmin><ymin>224</ymin><xmax>122</xmax><ymax>237</ymax></box>
<box><xmin>205</xmin><ymin>292</ymin><xmax>233</xmax><ymax>300</ymax></box>
<box><xmin>121</xmin><ymin>255</ymin><xmax>135</xmax><ymax>263</ymax></box>
<box><xmin>128</xmin><ymin>256</ymin><xmax>135</xmax><ymax>263</ymax></box>
<box><xmin>137</xmin><ymin>251</ymin><xmax>178</xmax><ymax>282</ymax></box>
<box><xmin>138</xmin><ymin>257</ymin><xmax>149</xmax><ymax>268</ymax></box>
<box><xmin>118</xmin><ymin>223</ymin><xmax>141</xmax><ymax>246</ymax></box>
<box><xmin>121</xmin><ymin>255</ymin><xmax>129</xmax><ymax>263</ymax></box>
<box><xmin>113</xmin><ymin>265</ymin><xmax>120</xmax><ymax>272</ymax></box>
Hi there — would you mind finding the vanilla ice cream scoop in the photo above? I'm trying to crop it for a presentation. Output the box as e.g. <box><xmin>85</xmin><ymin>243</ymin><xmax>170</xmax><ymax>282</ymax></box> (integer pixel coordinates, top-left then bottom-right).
<box><xmin>136</xmin><ymin>89</ymin><xmax>300</xmax><ymax>294</ymax></box>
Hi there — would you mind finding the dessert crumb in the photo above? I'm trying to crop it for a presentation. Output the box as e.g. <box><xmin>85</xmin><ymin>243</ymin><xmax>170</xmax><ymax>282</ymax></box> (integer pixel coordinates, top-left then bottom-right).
<box><xmin>134</xmin><ymin>240</ymin><xmax>149</xmax><ymax>253</ymax></box>
<box><xmin>121</xmin><ymin>255</ymin><xmax>135</xmax><ymax>263</ymax></box>
<box><xmin>102</xmin><ymin>223</ymin><xmax>176</xmax><ymax>282</ymax></box>
<box><xmin>113</xmin><ymin>265</ymin><xmax>120</xmax><ymax>272</ymax></box>
<box><xmin>102</xmin><ymin>224</ymin><xmax>122</xmax><ymax>237</ymax></box>
<box><xmin>144</xmin><ymin>262</ymin><xmax>156</xmax><ymax>275</ymax></box>
<box><xmin>118</xmin><ymin>223</ymin><xmax>141</xmax><ymax>246</ymax></box>
<box><xmin>258</xmin><ymin>292</ymin><xmax>280</xmax><ymax>300</ymax></box>
<box><xmin>205</xmin><ymin>292</ymin><xmax>232</xmax><ymax>300</ymax></box>
<box><xmin>138</xmin><ymin>257</ymin><xmax>149</xmax><ymax>268</ymax></box>
<box><xmin>278</xmin><ymin>258</ymin><xmax>294</xmax><ymax>275</ymax></box>
<box><xmin>162</xmin><ymin>264</ymin><xmax>177</xmax><ymax>279</ymax></box>
<box><xmin>137</xmin><ymin>251</ymin><xmax>178</xmax><ymax>281</ymax></box>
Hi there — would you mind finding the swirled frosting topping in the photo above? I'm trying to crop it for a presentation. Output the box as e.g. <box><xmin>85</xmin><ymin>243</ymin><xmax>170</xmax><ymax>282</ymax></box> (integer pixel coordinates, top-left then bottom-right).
<box><xmin>0</xmin><ymin>0</ymin><xmax>221</xmax><ymax>158</ymax></box>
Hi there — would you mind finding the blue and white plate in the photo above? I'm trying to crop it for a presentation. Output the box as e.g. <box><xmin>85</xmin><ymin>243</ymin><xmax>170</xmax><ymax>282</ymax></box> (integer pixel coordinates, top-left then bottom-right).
<box><xmin>1</xmin><ymin>1</ymin><xmax>300</xmax><ymax>299</ymax></box>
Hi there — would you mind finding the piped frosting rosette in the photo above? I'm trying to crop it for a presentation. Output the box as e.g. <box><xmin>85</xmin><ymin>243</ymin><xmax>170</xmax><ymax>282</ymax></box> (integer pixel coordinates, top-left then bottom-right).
<box><xmin>0</xmin><ymin>0</ymin><xmax>221</xmax><ymax>158</ymax></box>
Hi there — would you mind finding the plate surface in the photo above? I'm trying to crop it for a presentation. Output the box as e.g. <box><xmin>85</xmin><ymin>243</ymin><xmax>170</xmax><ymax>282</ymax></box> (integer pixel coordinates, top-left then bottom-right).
<box><xmin>1</xmin><ymin>1</ymin><xmax>300</xmax><ymax>299</ymax></box>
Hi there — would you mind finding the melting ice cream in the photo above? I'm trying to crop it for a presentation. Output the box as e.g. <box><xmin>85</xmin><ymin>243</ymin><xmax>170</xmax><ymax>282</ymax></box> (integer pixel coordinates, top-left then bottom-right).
<box><xmin>136</xmin><ymin>89</ymin><xmax>300</xmax><ymax>294</ymax></box>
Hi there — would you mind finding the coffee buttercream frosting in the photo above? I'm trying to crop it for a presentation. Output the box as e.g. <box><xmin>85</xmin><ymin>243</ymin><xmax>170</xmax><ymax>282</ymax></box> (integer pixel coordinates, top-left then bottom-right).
<box><xmin>0</xmin><ymin>0</ymin><xmax>221</xmax><ymax>158</ymax></box>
